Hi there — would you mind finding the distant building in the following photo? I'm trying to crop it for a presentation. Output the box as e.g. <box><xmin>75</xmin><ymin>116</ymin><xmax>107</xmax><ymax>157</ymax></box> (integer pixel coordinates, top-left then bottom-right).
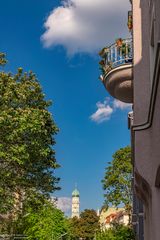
<box><xmin>99</xmin><ymin>207</ymin><xmax>129</xmax><ymax>230</ymax></box>
<box><xmin>71</xmin><ymin>187</ymin><xmax>80</xmax><ymax>218</ymax></box>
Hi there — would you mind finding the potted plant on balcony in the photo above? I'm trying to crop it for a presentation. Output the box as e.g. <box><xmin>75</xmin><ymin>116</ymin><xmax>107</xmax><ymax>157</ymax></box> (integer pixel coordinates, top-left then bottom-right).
<box><xmin>99</xmin><ymin>60</ymin><xmax>105</xmax><ymax>66</ymax></box>
<box><xmin>121</xmin><ymin>43</ymin><xmax>132</xmax><ymax>63</ymax></box>
<box><xmin>99</xmin><ymin>60</ymin><xmax>105</xmax><ymax>74</ymax></box>
<box><xmin>99</xmin><ymin>61</ymin><xmax>113</xmax><ymax>75</ymax></box>
<box><xmin>99</xmin><ymin>47</ymin><xmax>109</xmax><ymax>58</ymax></box>
<box><xmin>116</xmin><ymin>38</ymin><xmax>123</xmax><ymax>47</ymax></box>
<box><xmin>128</xmin><ymin>11</ymin><xmax>133</xmax><ymax>32</ymax></box>
<box><xmin>121</xmin><ymin>43</ymin><xmax>129</xmax><ymax>56</ymax></box>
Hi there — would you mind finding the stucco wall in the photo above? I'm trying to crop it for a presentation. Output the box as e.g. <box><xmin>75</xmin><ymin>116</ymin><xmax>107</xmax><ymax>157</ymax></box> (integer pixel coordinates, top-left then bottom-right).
<box><xmin>133</xmin><ymin>0</ymin><xmax>160</xmax><ymax>240</ymax></box>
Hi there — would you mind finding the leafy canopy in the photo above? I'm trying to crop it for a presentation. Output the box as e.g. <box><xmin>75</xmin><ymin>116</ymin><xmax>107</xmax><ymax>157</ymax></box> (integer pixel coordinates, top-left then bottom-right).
<box><xmin>96</xmin><ymin>224</ymin><xmax>135</xmax><ymax>240</ymax></box>
<box><xmin>102</xmin><ymin>146</ymin><xmax>132</xmax><ymax>211</ymax></box>
<box><xmin>15</xmin><ymin>200</ymin><xmax>70</xmax><ymax>240</ymax></box>
<box><xmin>69</xmin><ymin>209</ymin><xmax>100</xmax><ymax>240</ymax></box>
<box><xmin>0</xmin><ymin>53</ymin><xmax>60</xmax><ymax>213</ymax></box>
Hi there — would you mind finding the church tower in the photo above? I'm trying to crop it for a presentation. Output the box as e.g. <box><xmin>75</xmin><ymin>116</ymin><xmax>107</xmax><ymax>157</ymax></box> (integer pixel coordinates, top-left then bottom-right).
<box><xmin>71</xmin><ymin>187</ymin><xmax>80</xmax><ymax>218</ymax></box>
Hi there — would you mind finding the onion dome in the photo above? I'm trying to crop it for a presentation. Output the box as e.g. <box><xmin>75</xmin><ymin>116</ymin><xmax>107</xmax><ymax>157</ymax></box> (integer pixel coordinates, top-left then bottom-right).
<box><xmin>72</xmin><ymin>188</ymin><xmax>80</xmax><ymax>197</ymax></box>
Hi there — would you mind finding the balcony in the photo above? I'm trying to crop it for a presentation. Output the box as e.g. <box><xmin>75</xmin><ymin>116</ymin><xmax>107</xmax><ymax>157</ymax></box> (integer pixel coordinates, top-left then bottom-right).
<box><xmin>99</xmin><ymin>38</ymin><xmax>133</xmax><ymax>103</ymax></box>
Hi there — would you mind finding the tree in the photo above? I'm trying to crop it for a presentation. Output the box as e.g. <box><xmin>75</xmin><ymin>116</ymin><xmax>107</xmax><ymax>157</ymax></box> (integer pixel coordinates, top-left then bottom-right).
<box><xmin>15</xmin><ymin>200</ymin><xmax>70</xmax><ymax>240</ymax></box>
<box><xmin>80</xmin><ymin>209</ymin><xmax>100</xmax><ymax>240</ymax></box>
<box><xmin>96</xmin><ymin>225</ymin><xmax>135</xmax><ymax>240</ymax></box>
<box><xmin>70</xmin><ymin>209</ymin><xmax>100</xmax><ymax>240</ymax></box>
<box><xmin>0</xmin><ymin>53</ymin><xmax>60</xmax><ymax>216</ymax></box>
<box><xmin>102</xmin><ymin>146</ymin><xmax>132</xmax><ymax>217</ymax></box>
<box><xmin>69</xmin><ymin>216</ymin><xmax>82</xmax><ymax>240</ymax></box>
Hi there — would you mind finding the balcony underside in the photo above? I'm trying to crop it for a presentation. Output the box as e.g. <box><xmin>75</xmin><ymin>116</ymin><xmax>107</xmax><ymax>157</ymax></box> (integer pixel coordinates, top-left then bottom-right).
<box><xmin>103</xmin><ymin>64</ymin><xmax>133</xmax><ymax>103</ymax></box>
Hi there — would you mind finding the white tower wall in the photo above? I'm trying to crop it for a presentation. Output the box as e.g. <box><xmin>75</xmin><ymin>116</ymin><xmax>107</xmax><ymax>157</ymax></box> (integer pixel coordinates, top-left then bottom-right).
<box><xmin>71</xmin><ymin>188</ymin><xmax>80</xmax><ymax>218</ymax></box>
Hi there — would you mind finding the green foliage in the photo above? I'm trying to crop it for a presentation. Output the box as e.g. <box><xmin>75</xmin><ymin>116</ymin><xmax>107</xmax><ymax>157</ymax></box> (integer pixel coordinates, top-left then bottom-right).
<box><xmin>15</xmin><ymin>200</ymin><xmax>70</xmax><ymax>240</ymax></box>
<box><xmin>0</xmin><ymin>53</ymin><xmax>7</xmax><ymax>66</ymax></box>
<box><xmin>102</xmin><ymin>146</ymin><xmax>132</xmax><ymax>214</ymax></box>
<box><xmin>69</xmin><ymin>209</ymin><xmax>100</xmax><ymax>240</ymax></box>
<box><xmin>80</xmin><ymin>209</ymin><xmax>100</xmax><ymax>239</ymax></box>
<box><xmin>96</xmin><ymin>225</ymin><xmax>135</xmax><ymax>240</ymax></box>
<box><xmin>69</xmin><ymin>217</ymin><xmax>82</xmax><ymax>239</ymax></box>
<box><xmin>0</xmin><ymin>54</ymin><xmax>60</xmax><ymax>217</ymax></box>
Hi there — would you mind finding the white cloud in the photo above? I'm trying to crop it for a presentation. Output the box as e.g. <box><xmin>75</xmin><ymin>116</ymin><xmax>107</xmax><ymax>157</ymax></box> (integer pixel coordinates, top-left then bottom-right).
<box><xmin>90</xmin><ymin>98</ymin><xmax>113</xmax><ymax>123</ymax></box>
<box><xmin>41</xmin><ymin>0</ymin><xmax>130</xmax><ymax>55</ymax></box>
<box><xmin>113</xmin><ymin>99</ymin><xmax>132</xmax><ymax>110</ymax></box>
<box><xmin>90</xmin><ymin>98</ymin><xmax>132</xmax><ymax>123</ymax></box>
<box><xmin>56</xmin><ymin>197</ymin><xmax>72</xmax><ymax>213</ymax></box>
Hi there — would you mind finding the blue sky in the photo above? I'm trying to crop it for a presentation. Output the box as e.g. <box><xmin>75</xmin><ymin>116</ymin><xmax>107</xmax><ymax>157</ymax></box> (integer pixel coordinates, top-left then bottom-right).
<box><xmin>0</xmin><ymin>0</ymin><xmax>131</xmax><ymax>215</ymax></box>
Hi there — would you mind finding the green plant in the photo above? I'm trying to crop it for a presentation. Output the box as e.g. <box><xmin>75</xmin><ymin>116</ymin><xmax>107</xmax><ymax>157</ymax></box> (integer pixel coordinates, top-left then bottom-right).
<box><xmin>102</xmin><ymin>146</ymin><xmax>132</xmax><ymax>223</ymax></box>
<box><xmin>0</xmin><ymin>53</ymin><xmax>60</xmax><ymax>232</ymax></box>
<box><xmin>99</xmin><ymin>48</ymin><xmax>109</xmax><ymax>58</ymax></box>
<box><xmin>15</xmin><ymin>201</ymin><xmax>70</xmax><ymax>240</ymax></box>
<box><xmin>96</xmin><ymin>225</ymin><xmax>135</xmax><ymax>240</ymax></box>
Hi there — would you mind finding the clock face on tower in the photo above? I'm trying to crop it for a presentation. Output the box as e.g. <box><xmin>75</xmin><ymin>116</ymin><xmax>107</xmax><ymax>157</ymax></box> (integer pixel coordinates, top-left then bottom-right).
<box><xmin>72</xmin><ymin>198</ymin><xmax>79</xmax><ymax>204</ymax></box>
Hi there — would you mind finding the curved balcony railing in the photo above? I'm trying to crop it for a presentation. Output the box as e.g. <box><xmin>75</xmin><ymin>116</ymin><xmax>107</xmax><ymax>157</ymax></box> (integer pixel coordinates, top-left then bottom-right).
<box><xmin>99</xmin><ymin>38</ymin><xmax>133</xmax><ymax>77</ymax></box>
